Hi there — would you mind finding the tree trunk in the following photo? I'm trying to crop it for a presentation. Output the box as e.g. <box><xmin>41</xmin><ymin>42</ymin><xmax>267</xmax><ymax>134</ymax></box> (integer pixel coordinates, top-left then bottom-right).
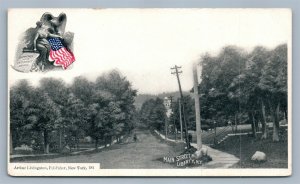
<box><xmin>76</xmin><ymin>137</ymin><xmax>80</xmax><ymax>151</ymax></box>
<box><xmin>261</xmin><ymin>101</ymin><xmax>268</xmax><ymax>139</ymax></box>
<box><xmin>174</xmin><ymin>126</ymin><xmax>177</xmax><ymax>141</ymax></box>
<box><xmin>255</xmin><ymin>113</ymin><xmax>259</xmax><ymax>132</ymax></box>
<box><xmin>59</xmin><ymin>129</ymin><xmax>62</xmax><ymax>152</ymax></box>
<box><xmin>285</xmin><ymin>109</ymin><xmax>288</xmax><ymax>121</ymax></box>
<box><xmin>214</xmin><ymin>121</ymin><xmax>217</xmax><ymax>145</ymax></box>
<box><xmin>234</xmin><ymin>113</ymin><xmax>237</xmax><ymax>134</ymax></box>
<box><xmin>95</xmin><ymin>138</ymin><xmax>98</xmax><ymax>150</ymax></box>
<box><xmin>250</xmin><ymin>112</ymin><xmax>257</xmax><ymax>138</ymax></box>
<box><xmin>272</xmin><ymin>103</ymin><xmax>280</xmax><ymax>142</ymax></box>
<box><xmin>10</xmin><ymin>132</ymin><xmax>13</xmax><ymax>155</ymax></box>
<box><xmin>43</xmin><ymin>130</ymin><xmax>49</xmax><ymax>154</ymax></box>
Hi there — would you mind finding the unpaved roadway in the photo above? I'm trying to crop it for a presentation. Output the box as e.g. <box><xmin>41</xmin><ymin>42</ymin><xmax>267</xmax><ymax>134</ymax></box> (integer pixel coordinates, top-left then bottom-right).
<box><xmin>23</xmin><ymin>129</ymin><xmax>185</xmax><ymax>169</ymax></box>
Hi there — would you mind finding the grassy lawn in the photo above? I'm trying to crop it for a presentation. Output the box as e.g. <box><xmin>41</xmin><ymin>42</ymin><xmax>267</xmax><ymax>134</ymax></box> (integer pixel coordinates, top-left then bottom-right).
<box><xmin>160</xmin><ymin>124</ymin><xmax>288</xmax><ymax>168</ymax></box>
<box><xmin>214</xmin><ymin>133</ymin><xmax>288</xmax><ymax>168</ymax></box>
<box><xmin>164</xmin><ymin>124</ymin><xmax>253</xmax><ymax>145</ymax></box>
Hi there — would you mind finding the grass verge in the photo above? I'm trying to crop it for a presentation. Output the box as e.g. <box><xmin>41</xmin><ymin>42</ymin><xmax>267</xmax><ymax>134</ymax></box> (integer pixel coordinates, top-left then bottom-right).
<box><xmin>215</xmin><ymin>134</ymin><xmax>288</xmax><ymax>168</ymax></box>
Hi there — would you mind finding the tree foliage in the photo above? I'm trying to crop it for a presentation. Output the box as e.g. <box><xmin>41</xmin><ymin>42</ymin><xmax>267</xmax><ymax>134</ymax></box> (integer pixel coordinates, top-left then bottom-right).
<box><xmin>163</xmin><ymin>44</ymin><xmax>287</xmax><ymax>142</ymax></box>
<box><xmin>10</xmin><ymin>70</ymin><xmax>137</xmax><ymax>153</ymax></box>
<box><xmin>198</xmin><ymin>44</ymin><xmax>288</xmax><ymax>141</ymax></box>
<box><xmin>139</xmin><ymin>98</ymin><xmax>167</xmax><ymax>131</ymax></box>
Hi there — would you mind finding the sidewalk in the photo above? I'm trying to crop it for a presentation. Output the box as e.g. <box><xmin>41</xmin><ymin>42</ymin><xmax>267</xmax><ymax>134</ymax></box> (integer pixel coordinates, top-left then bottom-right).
<box><xmin>154</xmin><ymin>130</ymin><xmax>240</xmax><ymax>168</ymax></box>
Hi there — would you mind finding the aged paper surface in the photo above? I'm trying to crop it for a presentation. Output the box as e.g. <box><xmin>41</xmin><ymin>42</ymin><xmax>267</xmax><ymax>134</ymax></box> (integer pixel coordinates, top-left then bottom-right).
<box><xmin>7</xmin><ymin>8</ymin><xmax>292</xmax><ymax>176</ymax></box>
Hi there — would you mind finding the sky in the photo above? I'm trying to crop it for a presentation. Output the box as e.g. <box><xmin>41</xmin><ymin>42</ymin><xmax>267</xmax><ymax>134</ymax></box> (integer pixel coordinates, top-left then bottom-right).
<box><xmin>8</xmin><ymin>9</ymin><xmax>291</xmax><ymax>94</ymax></box>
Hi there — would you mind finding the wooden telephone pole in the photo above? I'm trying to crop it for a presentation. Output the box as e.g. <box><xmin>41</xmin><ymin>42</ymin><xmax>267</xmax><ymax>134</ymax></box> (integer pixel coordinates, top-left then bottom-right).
<box><xmin>193</xmin><ymin>64</ymin><xmax>202</xmax><ymax>150</ymax></box>
<box><xmin>178</xmin><ymin>99</ymin><xmax>183</xmax><ymax>141</ymax></box>
<box><xmin>171</xmin><ymin>65</ymin><xmax>190</xmax><ymax>149</ymax></box>
<box><xmin>168</xmin><ymin>95</ymin><xmax>177</xmax><ymax>141</ymax></box>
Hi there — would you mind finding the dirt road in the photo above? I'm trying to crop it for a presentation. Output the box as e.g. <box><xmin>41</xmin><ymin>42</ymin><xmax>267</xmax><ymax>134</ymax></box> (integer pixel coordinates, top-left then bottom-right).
<box><xmin>24</xmin><ymin>130</ymin><xmax>185</xmax><ymax>169</ymax></box>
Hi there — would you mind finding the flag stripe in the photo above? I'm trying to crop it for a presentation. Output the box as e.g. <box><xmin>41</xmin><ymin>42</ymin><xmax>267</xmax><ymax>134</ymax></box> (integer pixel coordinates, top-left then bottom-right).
<box><xmin>48</xmin><ymin>38</ymin><xmax>75</xmax><ymax>69</ymax></box>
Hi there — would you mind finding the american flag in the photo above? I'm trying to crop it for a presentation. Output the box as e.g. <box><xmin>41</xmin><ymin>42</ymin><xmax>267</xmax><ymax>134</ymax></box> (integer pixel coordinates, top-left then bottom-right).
<box><xmin>48</xmin><ymin>38</ymin><xmax>75</xmax><ymax>69</ymax></box>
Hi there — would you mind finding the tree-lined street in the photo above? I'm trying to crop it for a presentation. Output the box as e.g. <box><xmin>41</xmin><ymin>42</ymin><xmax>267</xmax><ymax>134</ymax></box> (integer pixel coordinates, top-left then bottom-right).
<box><xmin>18</xmin><ymin>129</ymin><xmax>182</xmax><ymax>168</ymax></box>
<box><xmin>18</xmin><ymin>129</ymin><xmax>240</xmax><ymax>169</ymax></box>
<box><xmin>10</xmin><ymin>44</ymin><xmax>288</xmax><ymax>169</ymax></box>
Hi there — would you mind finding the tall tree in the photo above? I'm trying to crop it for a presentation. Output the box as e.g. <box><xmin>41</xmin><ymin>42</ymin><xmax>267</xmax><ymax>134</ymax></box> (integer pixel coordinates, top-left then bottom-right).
<box><xmin>10</xmin><ymin>80</ymin><xmax>34</xmax><ymax>152</ymax></box>
<box><xmin>139</xmin><ymin>98</ymin><xmax>167</xmax><ymax>131</ymax></box>
<box><xmin>95</xmin><ymin>70</ymin><xmax>137</xmax><ymax>135</ymax></box>
<box><xmin>70</xmin><ymin>76</ymin><xmax>95</xmax><ymax>106</ymax></box>
<box><xmin>199</xmin><ymin>46</ymin><xmax>247</xmax><ymax>126</ymax></box>
<box><xmin>259</xmin><ymin>44</ymin><xmax>287</xmax><ymax>141</ymax></box>
<box><xmin>38</xmin><ymin>78</ymin><xmax>69</xmax><ymax>152</ymax></box>
<box><xmin>64</xmin><ymin>93</ymin><xmax>88</xmax><ymax>150</ymax></box>
<box><xmin>228</xmin><ymin>46</ymin><xmax>271</xmax><ymax>138</ymax></box>
<box><xmin>27</xmin><ymin>88</ymin><xmax>61</xmax><ymax>153</ymax></box>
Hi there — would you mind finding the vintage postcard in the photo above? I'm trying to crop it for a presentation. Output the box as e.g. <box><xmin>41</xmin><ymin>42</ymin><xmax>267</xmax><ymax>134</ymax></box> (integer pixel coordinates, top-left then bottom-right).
<box><xmin>7</xmin><ymin>8</ymin><xmax>292</xmax><ymax>176</ymax></box>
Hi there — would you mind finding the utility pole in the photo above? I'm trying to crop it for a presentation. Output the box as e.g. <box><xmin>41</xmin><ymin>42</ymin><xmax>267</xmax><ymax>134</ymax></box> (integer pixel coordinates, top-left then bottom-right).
<box><xmin>171</xmin><ymin>65</ymin><xmax>190</xmax><ymax>149</ymax></box>
<box><xmin>169</xmin><ymin>95</ymin><xmax>177</xmax><ymax>141</ymax></box>
<box><xmin>178</xmin><ymin>99</ymin><xmax>183</xmax><ymax>141</ymax></box>
<box><xmin>193</xmin><ymin>64</ymin><xmax>202</xmax><ymax>150</ymax></box>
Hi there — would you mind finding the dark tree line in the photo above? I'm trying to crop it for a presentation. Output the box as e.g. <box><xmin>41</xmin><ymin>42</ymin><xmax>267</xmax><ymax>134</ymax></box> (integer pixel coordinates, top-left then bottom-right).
<box><xmin>139</xmin><ymin>44</ymin><xmax>288</xmax><ymax>142</ymax></box>
<box><xmin>10</xmin><ymin>70</ymin><xmax>137</xmax><ymax>154</ymax></box>
<box><xmin>198</xmin><ymin>44</ymin><xmax>287</xmax><ymax>141</ymax></box>
<box><xmin>139</xmin><ymin>98</ymin><xmax>167</xmax><ymax>131</ymax></box>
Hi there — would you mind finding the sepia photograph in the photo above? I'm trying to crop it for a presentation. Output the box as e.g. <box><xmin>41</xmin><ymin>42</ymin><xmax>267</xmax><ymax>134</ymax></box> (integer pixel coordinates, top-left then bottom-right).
<box><xmin>7</xmin><ymin>8</ymin><xmax>291</xmax><ymax>176</ymax></box>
